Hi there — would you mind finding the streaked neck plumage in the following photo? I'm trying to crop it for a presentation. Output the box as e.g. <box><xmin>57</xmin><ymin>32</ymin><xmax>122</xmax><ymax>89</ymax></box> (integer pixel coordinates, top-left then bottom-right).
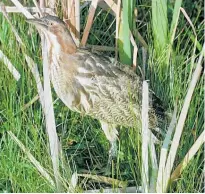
<box><xmin>45</xmin><ymin>28</ymin><xmax>77</xmax><ymax>56</ymax></box>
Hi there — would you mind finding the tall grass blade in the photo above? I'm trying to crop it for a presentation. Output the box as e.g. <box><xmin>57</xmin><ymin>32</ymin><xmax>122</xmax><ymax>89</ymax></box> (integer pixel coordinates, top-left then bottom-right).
<box><xmin>1</xmin><ymin>3</ymin><xmax>45</xmax><ymax>112</ymax></box>
<box><xmin>169</xmin><ymin>0</ymin><xmax>182</xmax><ymax>45</ymax></box>
<box><xmin>0</xmin><ymin>4</ymin><xmax>25</xmax><ymax>46</ymax></box>
<box><xmin>170</xmin><ymin>130</ymin><xmax>205</xmax><ymax>182</ymax></box>
<box><xmin>0</xmin><ymin>50</ymin><xmax>21</xmax><ymax>81</ymax></box>
<box><xmin>163</xmin><ymin>43</ymin><xmax>204</xmax><ymax>192</ymax></box>
<box><xmin>180</xmin><ymin>7</ymin><xmax>197</xmax><ymax>36</ymax></box>
<box><xmin>152</xmin><ymin>0</ymin><xmax>168</xmax><ymax>53</ymax></box>
<box><xmin>9</xmin><ymin>1</ymin><xmax>62</xmax><ymax>190</ymax></box>
<box><xmin>118</xmin><ymin>0</ymin><xmax>135</xmax><ymax>65</ymax></box>
<box><xmin>7</xmin><ymin>131</ymin><xmax>55</xmax><ymax>187</ymax></box>
<box><xmin>166</xmin><ymin>0</ymin><xmax>182</xmax><ymax>64</ymax></box>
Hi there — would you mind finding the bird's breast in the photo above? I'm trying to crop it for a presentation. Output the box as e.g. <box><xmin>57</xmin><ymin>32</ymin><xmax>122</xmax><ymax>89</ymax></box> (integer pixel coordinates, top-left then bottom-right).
<box><xmin>49</xmin><ymin>55</ymin><xmax>74</xmax><ymax>110</ymax></box>
<box><xmin>49</xmin><ymin>54</ymin><xmax>95</xmax><ymax>114</ymax></box>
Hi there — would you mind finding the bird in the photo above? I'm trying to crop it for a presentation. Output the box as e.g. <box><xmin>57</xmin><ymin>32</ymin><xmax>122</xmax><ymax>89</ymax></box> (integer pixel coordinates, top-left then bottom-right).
<box><xmin>27</xmin><ymin>14</ymin><xmax>165</xmax><ymax>166</ymax></box>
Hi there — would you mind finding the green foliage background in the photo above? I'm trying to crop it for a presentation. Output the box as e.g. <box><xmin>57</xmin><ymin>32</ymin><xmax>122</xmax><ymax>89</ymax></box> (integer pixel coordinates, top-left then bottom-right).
<box><xmin>0</xmin><ymin>0</ymin><xmax>203</xmax><ymax>192</ymax></box>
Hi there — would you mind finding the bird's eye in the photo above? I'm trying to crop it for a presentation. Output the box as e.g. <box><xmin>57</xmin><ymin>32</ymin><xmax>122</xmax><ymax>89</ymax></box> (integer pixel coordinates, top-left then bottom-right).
<box><xmin>49</xmin><ymin>21</ymin><xmax>54</xmax><ymax>26</ymax></box>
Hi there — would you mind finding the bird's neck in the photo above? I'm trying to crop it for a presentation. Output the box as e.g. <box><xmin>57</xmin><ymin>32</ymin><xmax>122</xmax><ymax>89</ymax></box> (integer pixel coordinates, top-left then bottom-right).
<box><xmin>56</xmin><ymin>31</ymin><xmax>77</xmax><ymax>54</ymax></box>
<box><xmin>47</xmin><ymin>31</ymin><xmax>77</xmax><ymax>55</ymax></box>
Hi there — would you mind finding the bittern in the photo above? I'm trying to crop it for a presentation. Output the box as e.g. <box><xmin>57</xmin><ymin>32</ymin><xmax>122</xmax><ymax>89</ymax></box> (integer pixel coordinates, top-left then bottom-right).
<box><xmin>27</xmin><ymin>15</ymin><xmax>164</xmax><ymax>164</ymax></box>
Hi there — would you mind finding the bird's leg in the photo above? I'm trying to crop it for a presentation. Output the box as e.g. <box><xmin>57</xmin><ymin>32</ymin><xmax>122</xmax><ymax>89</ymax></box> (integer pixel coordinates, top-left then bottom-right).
<box><xmin>105</xmin><ymin>139</ymin><xmax>117</xmax><ymax>175</ymax></box>
<box><xmin>100</xmin><ymin>121</ymin><xmax>118</xmax><ymax>173</ymax></box>
<box><xmin>107</xmin><ymin>140</ymin><xmax>117</xmax><ymax>165</ymax></box>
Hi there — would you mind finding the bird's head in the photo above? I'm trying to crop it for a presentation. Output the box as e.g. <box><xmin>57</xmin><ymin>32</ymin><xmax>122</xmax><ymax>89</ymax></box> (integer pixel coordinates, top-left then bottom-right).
<box><xmin>27</xmin><ymin>14</ymin><xmax>77</xmax><ymax>54</ymax></box>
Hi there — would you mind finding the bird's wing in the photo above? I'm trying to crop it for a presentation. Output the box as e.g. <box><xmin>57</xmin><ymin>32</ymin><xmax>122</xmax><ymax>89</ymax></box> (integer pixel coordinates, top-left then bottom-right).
<box><xmin>58</xmin><ymin>50</ymin><xmax>163</xmax><ymax>128</ymax></box>
<box><xmin>61</xmin><ymin>50</ymin><xmax>143</xmax><ymax>126</ymax></box>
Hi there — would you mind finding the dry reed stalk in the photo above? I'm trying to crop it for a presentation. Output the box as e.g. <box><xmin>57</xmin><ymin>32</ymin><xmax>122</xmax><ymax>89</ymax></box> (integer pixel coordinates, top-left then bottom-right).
<box><xmin>75</xmin><ymin>0</ymin><xmax>80</xmax><ymax>42</ymax></box>
<box><xmin>62</xmin><ymin>0</ymin><xmax>79</xmax><ymax>46</ymax></box>
<box><xmin>130</xmin><ymin>31</ymin><xmax>138</xmax><ymax>71</ymax></box>
<box><xmin>0</xmin><ymin>6</ymin><xmax>52</xmax><ymax>13</ymax></box>
<box><xmin>4</xmin><ymin>0</ymin><xmax>45</xmax><ymax>112</ymax></box>
<box><xmin>0</xmin><ymin>50</ymin><xmax>21</xmax><ymax>81</ymax></box>
<box><xmin>141</xmin><ymin>49</ymin><xmax>159</xmax><ymax>192</ymax></box>
<box><xmin>87</xmin><ymin>44</ymin><xmax>115</xmax><ymax>52</ymax></box>
<box><xmin>149</xmin><ymin>138</ymin><xmax>158</xmax><ymax>192</ymax></box>
<box><xmin>69</xmin><ymin>0</ymin><xmax>76</xmax><ymax>33</ymax></box>
<box><xmin>0</xmin><ymin>4</ymin><xmax>24</xmax><ymax>46</ymax></box>
<box><xmin>85</xmin><ymin>186</ymin><xmax>141</xmax><ymax>193</ymax></box>
<box><xmin>48</xmin><ymin>0</ymin><xmax>56</xmax><ymax>10</ymax></box>
<box><xmin>98</xmin><ymin>0</ymin><xmax>116</xmax><ymax>15</ymax></box>
<box><xmin>63</xmin><ymin>0</ymin><xmax>75</xmax><ymax>31</ymax></box>
<box><xmin>77</xmin><ymin>174</ymin><xmax>127</xmax><ymax>188</ymax></box>
<box><xmin>81</xmin><ymin>0</ymin><xmax>99</xmax><ymax>46</ymax></box>
<box><xmin>162</xmin><ymin>43</ymin><xmax>204</xmax><ymax>192</ymax></box>
<box><xmin>8</xmin><ymin>0</ymin><xmax>62</xmax><ymax>190</ymax></box>
<box><xmin>142</xmin><ymin>47</ymin><xmax>147</xmax><ymax>80</ymax></box>
<box><xmin>1</xmin><ymin>3</ymin><xmax>45</xmax><ymax>111</ymax></box>
<box><xmin>21</xmin><ymin>94</ymin><xmax>39</xmax><ymax>112</ymax></box>
<box><xmin>39</xmin><ymin>0</ymin><xmax>45</xmax><ymax>8</ymax></box>
<box><xmin>25</xmin><ymin>55</ymin><xmax>45</xmax><ymax>120</ymax></box>
<box><xmin>80</xmin><ymin>1</ymin><xmax>90</xmax><ymax>11</ymax></box>
<box><xmin>170</xmin><ymin>129</ymin><xmax>205</xmax><ymax>182</ymax></box>
<box><xmin>41</xmin><ymin>36</ymin><xmax>62</xmax><ymax>190</ymax></box>
<box><xmin>156</xmin><ymin>106</ymin><xmax>177</xmax><ymax>193</ymax></box>
<box><xmin>103</xmin><ymin>0</ymin><xmax>117</xmax><ymax>14</ymax></box>
<box><xmin>7</xmin><ymin>131</ymin><xmax>55</xmax><ymax>187</ymax></box>
<box><xmin>32</xmin><ymin>0</ymin><xmax>43</xmax><ymax>17</ymax></box>
<box><xmin>180</xmin><ymin>7</ymin><xmax>197</xmax><ymax>36</ymax></box>
<box><xmin>141</xmin><ymin>80</ymin><xmax>149</xmax><ymax>192</ymax></box>
<box><xmin>40</xmin><ymin>0</ymin><xmax>62</xmax><ymax>190</ymax></box>
<box><xmin>10</xmin><ymin>0</ymin><xmax>33</xmax><ymax>18</ymax></box>
<box><xmin>115</xmin><ymin>0</ymin><xmax>121</xmax><ymax>60</ymax></box>
<box><xmin>133</xmin><ymin>29</ymin><xmax>148</xmax><ymax>49</ymax></box>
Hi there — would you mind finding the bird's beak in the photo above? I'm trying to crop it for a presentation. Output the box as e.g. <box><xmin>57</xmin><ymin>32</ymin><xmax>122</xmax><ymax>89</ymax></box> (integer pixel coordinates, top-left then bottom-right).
<box><xmin>26</xmin><ymin>18</ymin><xmax>48</xmax><ymax>30</ymax></box>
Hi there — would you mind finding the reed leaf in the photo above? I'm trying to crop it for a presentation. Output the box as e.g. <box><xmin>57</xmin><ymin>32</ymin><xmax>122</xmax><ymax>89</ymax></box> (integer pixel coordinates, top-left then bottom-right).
<box><xmin>118</xmin><ymin>0</ymin><xmax>135</xmax><ymax>65</ymax></box>
<box><xmin>152</xmin><ymin>0</ymin><xmax>168</xmax><ymax>53</ymax></box>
